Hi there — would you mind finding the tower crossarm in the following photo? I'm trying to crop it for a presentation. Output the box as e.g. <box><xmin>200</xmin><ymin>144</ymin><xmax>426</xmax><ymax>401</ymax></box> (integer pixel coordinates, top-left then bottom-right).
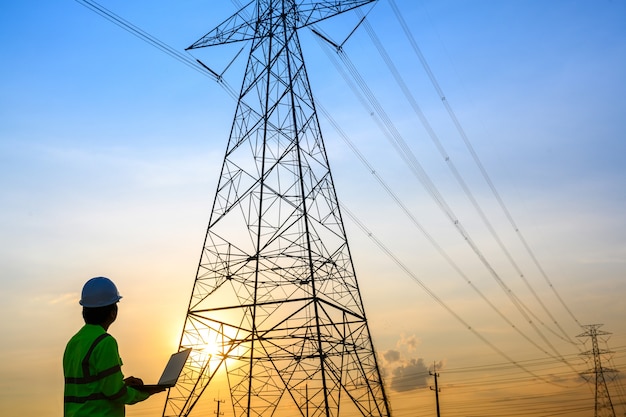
<box><xmin>187</xmin><ymin>0</ymin><xmax>376</xmax><ymax>49</ymax></box>
<box><xmin>581</xmin><ymin>367</ymin><xmax>619</xmax><ymax>375</ymax></box>
<box><xmin>295</xmin><ymin>0</ymin><xmax>376</xmax><ymax>28</ymax></box>
<box><xmin>186</xmin><ymin>0</ymin><xmax>256</xmax><ymax>49</ymax></box>
<box><xmin>580</xmin><ymin>348</ymin><xmax>614</xmax><ymax>356</ymax></box>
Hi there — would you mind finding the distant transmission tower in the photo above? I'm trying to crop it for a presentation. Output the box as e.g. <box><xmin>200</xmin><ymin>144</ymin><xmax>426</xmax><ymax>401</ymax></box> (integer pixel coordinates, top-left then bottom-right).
<box><xmin>578</xmin><ymin>324</ymin><xmax>618</xmax><ymax>417</ymax></box>
<box><xmin>163</xmin><ymin>1</ymin><xmax>391</xmax><ymax>417</ymax></box>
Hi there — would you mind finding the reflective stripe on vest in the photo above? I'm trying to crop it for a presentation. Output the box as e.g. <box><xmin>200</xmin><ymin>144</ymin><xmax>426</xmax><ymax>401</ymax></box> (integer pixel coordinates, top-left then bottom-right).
<box><xmin>64</xmin><ymin>385</ymin><xmax>128</xmax><ymax>404</ymax></box>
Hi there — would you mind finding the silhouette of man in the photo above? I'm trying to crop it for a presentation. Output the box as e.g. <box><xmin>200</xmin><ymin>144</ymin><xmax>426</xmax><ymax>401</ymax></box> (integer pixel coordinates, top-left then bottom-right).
<box><xmin>63</xmin><ymin>277</ymin><xmax>164</xmax><ymax>417</ymax></box>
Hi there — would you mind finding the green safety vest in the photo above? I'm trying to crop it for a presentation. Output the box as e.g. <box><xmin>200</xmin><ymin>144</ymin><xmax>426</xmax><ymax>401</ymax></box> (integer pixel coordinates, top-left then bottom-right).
<box><xmin>63</xmin><ymin>324</ymin><xmax>149</xmax><ymax>417</ymax></box>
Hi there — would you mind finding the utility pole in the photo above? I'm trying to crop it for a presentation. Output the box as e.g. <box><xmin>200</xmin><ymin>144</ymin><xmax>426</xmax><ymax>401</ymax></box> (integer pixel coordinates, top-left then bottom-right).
<box><xmin>305</xmin><ymin>384</ymin><xmax>309</xmax><ymax>417</ymax></box>
<box><xmin>214</xmin><ymin>397</ymin><xmax>224</xmax><ymax>417</ymax></box>
<box><xmin>578</xmin><ymin>324</ymin><xmax>617</xmax><ymax>417</ymax></box>
<box><xmin>430</xmin><ymin>362</ymin><xmax>441</xmax><ymax>417</ymax></box>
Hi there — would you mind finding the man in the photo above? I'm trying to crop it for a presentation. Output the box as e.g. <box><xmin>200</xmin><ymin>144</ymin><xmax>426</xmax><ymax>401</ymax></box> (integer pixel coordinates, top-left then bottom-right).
<box><xmin>63</xmin><ymin>276</ymin><xmax>164</xmax><ymax>416</ymax></box>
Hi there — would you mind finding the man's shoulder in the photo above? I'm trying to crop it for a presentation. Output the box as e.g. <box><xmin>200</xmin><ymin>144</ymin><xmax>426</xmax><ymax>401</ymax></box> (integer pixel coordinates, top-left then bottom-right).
<box><xmin>64</xmin><ymin>326</ymin><xmax>117</xmax><ymax>368</ymax></box>
<box><xmin>66</xmin><ymin>325</ymin><xmax>117</xmax><ymax>350</ymax></box>
<box><xmin>81</xmin><ymin>325</ymin><xmax>118</xmax><ymax>348</ymax></box>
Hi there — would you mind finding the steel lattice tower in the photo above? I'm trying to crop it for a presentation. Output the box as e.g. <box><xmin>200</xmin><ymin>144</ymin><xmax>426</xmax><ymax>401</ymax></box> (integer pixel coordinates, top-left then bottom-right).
<box><xmin>163</xmin><ymin>1</ymin><xmax>391</xmax><ymax>417</ymax></box>
<box><xmin>578</xmin><ymin>324</ymin><xmax>617</xmax><ymax>417</ymax></box>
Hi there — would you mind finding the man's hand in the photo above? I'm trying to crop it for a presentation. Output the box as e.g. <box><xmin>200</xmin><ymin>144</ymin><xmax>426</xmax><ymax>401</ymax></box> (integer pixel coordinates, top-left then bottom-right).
<box><xmin>123</xmin><ymin>376</ymin><xmax>144</xmax><ymax>386</ymax></box>
<box><xmin>124</xmin><ymin>376</ymin><xmax>167</xmax><ymax>395</ymax></box>
<box><xmin>140</xmin><ymin>386</ymin><xmax>167</xmax><ymax>395</ymax></box>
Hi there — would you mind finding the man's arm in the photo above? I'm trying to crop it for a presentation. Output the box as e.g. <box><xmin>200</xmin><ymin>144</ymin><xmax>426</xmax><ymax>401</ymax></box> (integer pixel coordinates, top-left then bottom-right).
<box><xmin>94</xmin><ymin>337</ymin><xmax>152</xmax><ymax>404</ymax></box>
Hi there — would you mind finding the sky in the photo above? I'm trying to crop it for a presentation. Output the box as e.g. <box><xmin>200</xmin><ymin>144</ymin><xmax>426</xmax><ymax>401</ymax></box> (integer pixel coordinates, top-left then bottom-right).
<box><xmin>1</xmin><ymin>1</ymin><xmax>626</xmax><ymax>416</ymax></box>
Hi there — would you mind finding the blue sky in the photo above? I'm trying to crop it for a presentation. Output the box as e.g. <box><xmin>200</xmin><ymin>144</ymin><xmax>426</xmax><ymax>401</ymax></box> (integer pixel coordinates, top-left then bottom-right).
<box><xmin>2</xmin><ymin>1</ymin><xmax>626</xmax><ymax>416</ymax></box>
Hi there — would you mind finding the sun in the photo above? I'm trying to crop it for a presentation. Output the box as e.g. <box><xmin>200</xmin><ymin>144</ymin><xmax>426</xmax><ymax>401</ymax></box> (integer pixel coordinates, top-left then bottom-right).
<box><xmin>180</xmin><ymin>323</ymin><xmax>239</xmax><ymax>367</ymax></box>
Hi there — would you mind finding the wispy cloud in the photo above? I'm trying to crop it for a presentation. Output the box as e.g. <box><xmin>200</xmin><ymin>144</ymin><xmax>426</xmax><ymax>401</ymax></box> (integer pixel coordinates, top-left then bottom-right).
<box><xmin>397</xmin><ymin>334</ymin><xmax>419</xmax><ymax>352</ymax></box>
<box><xmin>37</xmin><ymin>292</ymin><xmax>78</xmax><ymax>306</ymax></box>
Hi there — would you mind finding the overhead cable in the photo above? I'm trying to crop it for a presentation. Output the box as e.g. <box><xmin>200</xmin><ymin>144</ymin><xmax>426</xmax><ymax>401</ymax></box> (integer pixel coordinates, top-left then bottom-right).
<box><xmin>313</xmin><ymin>29</ymin><xmax>574</xmax><ymax>369</ymax></box>
<box><xmin>388</xmin><ymin>0</ymin><xmax>582</xmax><ymax>329</ymax></box>
<box><xmin>317</xmin><ymin>102</ymin><xmax>577</xmax><ymax>369</ymax></box>
<box><xmin>339</xmin><ymin>203</ymin><xmax>577</xmax><ymax>389</ymax></box>
<box><xmin>354</xmin><ymin>6</ymin><xmax>576</xmax><ymax>347</ymax></box>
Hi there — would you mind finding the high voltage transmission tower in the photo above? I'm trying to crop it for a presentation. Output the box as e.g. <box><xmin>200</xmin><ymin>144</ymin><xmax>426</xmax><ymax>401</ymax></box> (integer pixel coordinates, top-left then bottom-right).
<box><xmin>162</xmin><ymin>1</ymin><xmax>391</xmax><ymax>417</ymax></box>
<box><xmin>578</xmin><ymin>324</ymin><xmax>618</xmax><ymax>417</ymax></box>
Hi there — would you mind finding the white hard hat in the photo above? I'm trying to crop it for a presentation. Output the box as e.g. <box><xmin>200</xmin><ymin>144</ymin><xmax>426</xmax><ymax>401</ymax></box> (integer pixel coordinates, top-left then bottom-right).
<box><xmin>79</xmin><ymin>276</ymin><xmax>123</xmax><ymax>308</ymax></box>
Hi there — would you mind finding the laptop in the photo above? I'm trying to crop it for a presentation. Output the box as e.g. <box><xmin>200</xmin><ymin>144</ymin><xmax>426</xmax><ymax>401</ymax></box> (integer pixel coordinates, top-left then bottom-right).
<box><xmin>134</xmin><ymin>348</ymin><xmax>192</xmax><ymax>391</ymax></box>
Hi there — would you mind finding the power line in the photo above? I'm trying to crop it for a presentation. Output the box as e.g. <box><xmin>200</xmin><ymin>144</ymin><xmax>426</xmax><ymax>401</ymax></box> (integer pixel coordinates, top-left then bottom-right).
<box><xmin>340</xmin><ymin>203</ymin><xmax>577</xmax><ymax>389</ymax></box>
<box><xmin>354</xmin><ymin>5</ymin><xmax>577</xmax><ymax>347</ymax></box>
<box><xmin>388</xmin><ymin>0</ymin><xmax>582</xmax><ymax>330</ymax></box>
<box><xmin>313</xmin><ymin>28</ymin><xmax>578</xmax><ymax>371</ymax></box>
<box><xmin>316</xmin><ymin>97</ymin><xmax>579</xmax><ymax>369</ymax></box>
<box><xmin>73</xmin><ymin>0</ymin><xmax>595</xmax><ymax>396</ymax></box>
<box><xmin>73</xmin><ymin>0</ymin><xmax>240</xmax><ymax>100</ymax></box>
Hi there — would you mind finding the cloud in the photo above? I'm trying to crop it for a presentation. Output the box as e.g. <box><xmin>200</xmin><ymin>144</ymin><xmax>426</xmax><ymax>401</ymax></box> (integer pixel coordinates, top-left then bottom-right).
<box><xmin>397</xmin><ymin>334</ymin><xmax>420</xmax><ymax>352</ymax></box>
<box><xmin>383</xmin><ymin>349</ymin><xmax>401</xmax><ymax>363</ymax></box>
<box><xmin>32</xmin><ymin>292</ymin><xmax>78</xmax><ymax>306</ymax></box>
<box><xmin>382</xmin><ymin>335</ymin><xmax>446</xmax><ymax>392</ymax></box>
<box><xmin>51</xmin><ymin>292</ymin><xmax>78</xmax><ymax>305</ymax></box>
<box><xmin>390</xmin><ymin>357</ymin><xmax>429</xmax><ymax>392</ymax></box>
<box><xmin>431</xmin><ymin>359</ymin><xmax>446</xmax><ymax>373</ymax></box>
